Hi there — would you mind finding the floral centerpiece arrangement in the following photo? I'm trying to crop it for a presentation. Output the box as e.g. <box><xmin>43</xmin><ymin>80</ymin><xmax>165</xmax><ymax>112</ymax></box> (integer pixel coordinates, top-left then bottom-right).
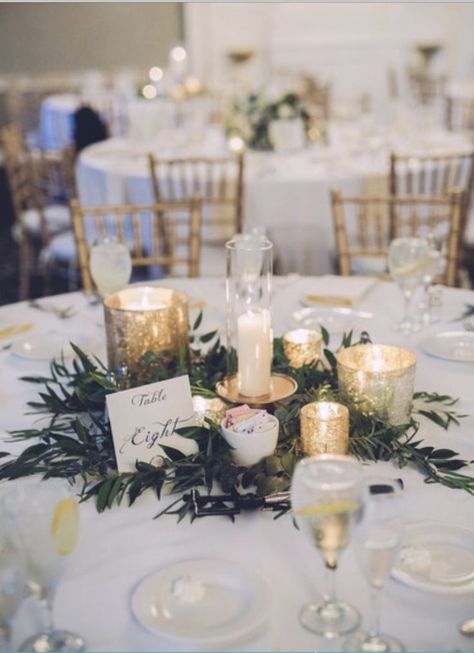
<box><xmin>227</xmin><ymin>92</ymin><xmax>312</xmax><ymax>151</ymax></box>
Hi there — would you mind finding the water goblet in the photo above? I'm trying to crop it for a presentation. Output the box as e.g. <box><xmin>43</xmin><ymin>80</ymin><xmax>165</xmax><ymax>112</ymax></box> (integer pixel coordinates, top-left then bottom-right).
<box><xmin>89</xmin><ymin>235</ymin><xmax>132</xmax><ymax>298</ymax></box>
<box><xmin>388</xmin><ymin>237</ymin><xmax>429</xmax><ymax>334</ymax></box>
<box><xmin>291</xmin><ymin>455</ymin><xmax>366</xmax><ymax>638</ymax></box>
<box><xmin>0</xmin><ymin>476</ymin><xmax>84</xmax><ymax>652</ymax></box>
<box><xmin>343</xmin><ymin>477</ymin><xmax>404</xmax><ymax>652</ymax></box>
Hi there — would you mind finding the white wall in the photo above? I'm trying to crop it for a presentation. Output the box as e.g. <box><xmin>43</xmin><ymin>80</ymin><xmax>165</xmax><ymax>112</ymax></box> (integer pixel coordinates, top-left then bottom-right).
<box><xmin>185</xmin><ymin>3</ymin><xmax>474</xmax><ymax>114</ymax></box>
<box><xmin>0</xmin><ymin>3</ymin><xmax>182</xmax><ymax>75</ymax></box>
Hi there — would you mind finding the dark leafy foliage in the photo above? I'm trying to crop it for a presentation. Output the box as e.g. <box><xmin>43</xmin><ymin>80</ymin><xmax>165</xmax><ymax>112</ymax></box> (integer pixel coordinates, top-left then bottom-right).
<box><xmin>0</xmin><ymin>322</ymin><xmax>472</xmax><ymax>522</ymax></box>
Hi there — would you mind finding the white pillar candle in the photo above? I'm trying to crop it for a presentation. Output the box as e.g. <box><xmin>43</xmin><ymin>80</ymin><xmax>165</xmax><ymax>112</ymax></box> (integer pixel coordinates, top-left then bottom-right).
<box><xmin>237</xmin><ymin>309</ymin><xmax>272</xmax><ymax>397</ymax></box>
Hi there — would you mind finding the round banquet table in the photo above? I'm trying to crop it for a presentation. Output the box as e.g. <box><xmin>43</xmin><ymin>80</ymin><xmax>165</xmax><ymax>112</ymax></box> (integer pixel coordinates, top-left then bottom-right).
<box><xmin>40</xmin><ymin>93</ymin><xmax>81</xmax><ymax>150</ymax></box>
<box><xmin>1</xmin><ymin>276</ymin><xmax>474</xmax><ymax>652</ymax></box>
<box><xmin>76</xmin><ymin>125</ymin><xmax>473</xmax><ymax>277</ymax></box>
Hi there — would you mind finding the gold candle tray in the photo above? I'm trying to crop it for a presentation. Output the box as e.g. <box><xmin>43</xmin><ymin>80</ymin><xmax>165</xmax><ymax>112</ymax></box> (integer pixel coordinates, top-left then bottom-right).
<box><xmin>216</xmin><ymin>373</ymin><xmax>297</xmax><ymax>407</ymax></box>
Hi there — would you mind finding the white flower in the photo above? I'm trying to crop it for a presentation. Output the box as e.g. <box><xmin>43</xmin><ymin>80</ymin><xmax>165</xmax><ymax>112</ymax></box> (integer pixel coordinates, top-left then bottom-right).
<box><xmin>278</xmin><ymin>104</ymin><xmax>293</xmax><ymax>119</ymax></box>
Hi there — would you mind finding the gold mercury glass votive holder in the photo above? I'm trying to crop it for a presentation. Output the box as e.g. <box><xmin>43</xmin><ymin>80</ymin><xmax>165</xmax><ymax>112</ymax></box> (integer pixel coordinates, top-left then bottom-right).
<box><xmin>283</xmin><ymin>329</ymin><xmax>322</xmax><ymax>368</ymax></box>
<box><xmin>103</xmin><ymin>286</ymin><xmax>189</xmax><ymax>377</ymax></box>
<box><xmin>300</xmin><ymin>401</ymin><xmax>350</xmax><ymax>456</ymax></box>
<box><xmin>192</xmin><ymin>395</ymin><xmax>227</xmax><ymax>427</ymax></box>
<box><xmin>337</xmin><ymin>344</ymin><xmax>416</xmax><ymax>426</ymax></box>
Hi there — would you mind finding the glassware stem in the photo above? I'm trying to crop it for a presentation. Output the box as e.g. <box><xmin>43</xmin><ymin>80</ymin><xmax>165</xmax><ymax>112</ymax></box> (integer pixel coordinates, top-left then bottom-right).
<box><xmin>402</xmin><ymin>290</ymin><xmax>413</xmax><ymax>327</ymax></box>
<box><xmin>323</xmin><ymin>564</ymin><xmax>337</xmax><ymax>605</ymax></box>
<box><xmin>367</xmin><ymin>586</ymin><xmax>382</xmax><ymax>640</ymax></box>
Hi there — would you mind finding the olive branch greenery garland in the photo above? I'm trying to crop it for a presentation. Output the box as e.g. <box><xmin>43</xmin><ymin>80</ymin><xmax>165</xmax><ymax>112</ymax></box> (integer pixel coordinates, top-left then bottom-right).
<box><xmin>0</xmin><ymin>316</ymin><xmax>472</xmax><ymax>522</ymax></box>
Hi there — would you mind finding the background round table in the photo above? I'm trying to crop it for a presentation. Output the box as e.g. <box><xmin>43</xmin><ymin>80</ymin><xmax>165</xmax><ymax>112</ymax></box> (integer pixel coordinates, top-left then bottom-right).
<box><xmin>76</xmin><ymin>125</ymin><xmax>473</xmax><ymax>276</ymax></box>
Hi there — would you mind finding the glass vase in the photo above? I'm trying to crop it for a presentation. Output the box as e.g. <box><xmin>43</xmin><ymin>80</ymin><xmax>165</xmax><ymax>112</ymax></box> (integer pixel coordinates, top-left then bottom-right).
<box><xmin>225</xmin><ymin>234</ymin><xmax>273</xmax><ymax>398</ymax></box>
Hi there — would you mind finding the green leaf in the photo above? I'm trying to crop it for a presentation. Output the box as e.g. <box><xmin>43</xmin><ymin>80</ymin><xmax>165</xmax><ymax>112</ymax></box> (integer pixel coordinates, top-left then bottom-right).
<box><xmin>320</xmin><ymin>326</ymin><xmax>329</xmax><ymax>346</ymax></box>
<box><xmin>192</xmin><ymin>311</ymin><xmax>203</xmax><ymax>331</ymax></box>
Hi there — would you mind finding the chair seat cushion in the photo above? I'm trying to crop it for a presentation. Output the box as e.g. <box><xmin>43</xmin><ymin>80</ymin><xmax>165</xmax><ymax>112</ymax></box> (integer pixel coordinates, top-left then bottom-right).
<box><xmin>21</xmin><ymin>204</ymin><xmax>71</xmax><ymax>235</ymax></box>
<box><xmin>41</xmin><ymin>230</ymin><xmax>77</xmax><ymax>262</ymax></box>
<box><xmin>351</xmin><ymin>255</ymin><xmax>387</xmax><ymax>277</ymax></box>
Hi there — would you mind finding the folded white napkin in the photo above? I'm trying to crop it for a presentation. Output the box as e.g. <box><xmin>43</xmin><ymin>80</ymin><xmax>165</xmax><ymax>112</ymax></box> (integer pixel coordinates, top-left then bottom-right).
<box><xmin>302</xmin><ymin>275</ymin><xmax>377</xmax><ymax>307</ymax></box>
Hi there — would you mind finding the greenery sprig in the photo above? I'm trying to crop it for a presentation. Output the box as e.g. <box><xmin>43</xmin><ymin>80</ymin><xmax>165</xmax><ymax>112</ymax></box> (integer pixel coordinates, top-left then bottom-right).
<box><xmin>0</xmin><ymin>320</ymin><xmax>472</xmax><ymax>521</ymax></box>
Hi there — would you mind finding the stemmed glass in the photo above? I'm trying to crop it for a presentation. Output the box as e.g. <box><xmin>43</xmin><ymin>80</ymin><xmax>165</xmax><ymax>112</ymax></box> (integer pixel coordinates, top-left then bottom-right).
<box><xmin>291</xmin><ymin>455</ymin><xmax>366</xmax><ymax>638</ymax></box>
<box><xmin>344</xmin><ymin>477</ymin><xmax>404</xmax><ymax>653</ymax></box>
<box><xmin>0</xmin><ymin>476</ymin><xmax>84</xmax><ymax>652</ymax></box>
<box><xmin>89</xmin><ymin>235</ymin><xmax>132</xmax><ymax>298</ymax></box>
<box><xmin>388</xmin><ymin>237</ymin><xmax>429</xmax><ymax>334</ymax></box>
<box><xmin>419</xmin><ymin>232</ymin><xmax>446</xmax><ymax>326</ymax></box>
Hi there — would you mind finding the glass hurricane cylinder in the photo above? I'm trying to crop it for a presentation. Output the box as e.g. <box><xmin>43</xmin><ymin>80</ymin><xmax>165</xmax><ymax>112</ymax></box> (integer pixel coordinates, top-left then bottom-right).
<box><xmin>104</xmin><ymin>286</ymin><xmax>189</xmax><ymax>379</ymax></box>
<box><xmin>225</xmin><ymin>234</ymin><xmax>273</xmax><ymax>398</ymax></box>
<box><xmin>337</xmin><ymin>344</ymin><xmax>416</xmax><ymax>425</ymax></box>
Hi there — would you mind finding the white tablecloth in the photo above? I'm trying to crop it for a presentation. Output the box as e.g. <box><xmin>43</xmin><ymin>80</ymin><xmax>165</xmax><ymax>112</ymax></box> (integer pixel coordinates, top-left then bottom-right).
<box><xmin>40</xmin><ymin>93</ymin><xmax>80</xmax><ymax>150</ymax></box>
<box><xmin>76</xmin><ymin>126</ymin><xmax>473</xmax><ymax>276</ymax></box>
<box><xmin>1</xmin><ymin>276</ymin><xmax>474</xmax><ymax>651</ymax></box>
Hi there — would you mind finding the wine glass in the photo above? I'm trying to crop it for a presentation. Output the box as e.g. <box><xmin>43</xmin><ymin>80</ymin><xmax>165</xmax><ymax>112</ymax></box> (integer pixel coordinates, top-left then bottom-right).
<box><xmin>418</xmin><ymin>232</ymin><xmax>446</xmax><ymax>326</ymax></box>
<box><xmin>388</xmin><ymin>237</ymin><xmax>429</xmax><ymax>334</ymax></box>
<box><xmin>89</xmin><ymin>236</ymin><xmax>132</xmax><ymax>298</ymax></box>
<box><xmin>344</xmin><ymin>477</ymin><xmax>404</xmax><ymax>652</ymax></box>
<box><xmin>0</xmin><ymin>476</ymin><xmax>84</xmax><ymax>652</ymax></box>
<box><xmin>291</xmin><ymin>455</ymin><xmax>366</xmax><ymax>638</ymax></box>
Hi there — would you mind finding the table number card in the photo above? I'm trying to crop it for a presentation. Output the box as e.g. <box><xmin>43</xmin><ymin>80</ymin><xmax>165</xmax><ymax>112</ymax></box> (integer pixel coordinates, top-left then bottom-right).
<box><xmin>106</xmin><ymin>375</ymin><xmax>197</xmax><ymax>473</ymax></box>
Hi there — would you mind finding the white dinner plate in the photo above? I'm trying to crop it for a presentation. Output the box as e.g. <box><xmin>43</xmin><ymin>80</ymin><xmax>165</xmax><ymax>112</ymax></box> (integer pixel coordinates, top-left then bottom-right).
<box><xmin>11</xmin><ymin>333</ymin><xmax>98</xmax><ymax>361</ymax></box>
<box><xmin>392</xmin><ymin>522</ymin><xmax>474</xmax><ymax>595</ymax></box>
<box><xmin>420</xmin><ymin>330</ymin><xmax>474</xmax><ymax>363</ymax></box>
<box><xmin>291</xmin><ymin>306</ymin><xmax>372</xmax><ymax>335</ymax></box>
<box><xmin>131</xmin><ymin>558</ymin><xmax>270</xmax><ymax>646</ymax></box>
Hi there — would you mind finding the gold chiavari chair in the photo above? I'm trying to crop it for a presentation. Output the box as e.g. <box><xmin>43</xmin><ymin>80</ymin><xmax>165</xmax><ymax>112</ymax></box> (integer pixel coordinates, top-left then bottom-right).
<box><xmin>389</xmin><ymin>150</ymin><xmax>474</xmax><ymax>280</ymax></box>
<box><xmin>148</xmin><ymin>154</ymin><xmax>244</xmax><ymax>241</ymax></box>
<box><xmin>70</xmin><ymin>197</ymin><xmax>202</xmax><ymax>293</ymax></box>
<box><xmin>1</xmin><ymin>123</ymin><xmax>72</xmax><ymax>298</ymax></box>
<box><xmin>330</xmin><ymin>189</ymin><xmax>464</xmax><ymax>287</ymax></box>
<box><xmin>446</xmin><ymin>95</ymin><xmax>474</xmax><ymax>133</ymax></box>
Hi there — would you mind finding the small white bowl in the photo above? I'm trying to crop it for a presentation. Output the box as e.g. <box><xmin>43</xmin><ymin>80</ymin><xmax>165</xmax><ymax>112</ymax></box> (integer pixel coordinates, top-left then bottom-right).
<box><xmin>220</xmin><ymin>415</ymin><xmax>279</xmax><ymax>467</ymax></box>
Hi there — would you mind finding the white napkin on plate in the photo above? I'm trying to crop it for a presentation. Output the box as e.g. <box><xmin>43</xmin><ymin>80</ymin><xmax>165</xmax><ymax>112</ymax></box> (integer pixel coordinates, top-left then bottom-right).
<box><xmin>302</xmin><ymin>275</ymin><xmax>377</xmax><ymax>307</ymax></box>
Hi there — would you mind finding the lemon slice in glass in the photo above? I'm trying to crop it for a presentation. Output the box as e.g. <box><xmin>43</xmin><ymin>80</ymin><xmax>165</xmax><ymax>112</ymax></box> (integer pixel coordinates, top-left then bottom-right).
<box><xmin>295</xmin><ymin>500</ymin><xmax>358</xmax><ymax>517</ymax></box>
<box><xmin>51</xmin><ymin>498</ymin><xmax>79</xmax><ymax>555</ymax></box>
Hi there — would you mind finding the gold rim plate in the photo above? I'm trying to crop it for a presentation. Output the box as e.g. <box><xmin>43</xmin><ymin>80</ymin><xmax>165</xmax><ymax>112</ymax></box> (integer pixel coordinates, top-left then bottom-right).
<box><xmin>216</xmin><ymin>373</ymin><xmax>297</xmax><ymax>407</ymax></box>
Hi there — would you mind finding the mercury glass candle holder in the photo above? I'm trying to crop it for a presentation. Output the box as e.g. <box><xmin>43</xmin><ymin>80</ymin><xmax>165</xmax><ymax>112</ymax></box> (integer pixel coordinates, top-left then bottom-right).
<box><xmin>337</xmin><ymin>344</ymin><xmax>416</xmax><ymax>425</ymax></box>
<box><xmin>192</xmin><ymin>395</ymin><xmax>227</xmax><ymax>427</ymax></box>
<box><xmin>300</xmin><ymin>401</ymin><xmax>349</xmax><ymax>456</ymax></box>
<box><xmin>283</xmin><ymin>329</ymin><xmax>321</xmax><ymax>368</ymax></box>
<box><xmin>104</xmin><ymin>286</ymin><xmax>188</xmax><ymax>378</ymax></box>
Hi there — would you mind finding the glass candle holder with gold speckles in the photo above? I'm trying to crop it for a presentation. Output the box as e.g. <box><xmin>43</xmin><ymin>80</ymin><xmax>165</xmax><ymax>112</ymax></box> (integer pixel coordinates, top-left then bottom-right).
<box><xmin>104</xmin><ymin>286</ymin><xmax>189</xmax><ymax>379</ymax></box>
<box><xmin>300</xmin><ymin>401</ymin><xmax>349</xmax><ymax>456</ymax></box>
<box><xmin>337</xmin><ymin>344</ymin><xmax>416</xmax><ymax>425</ymax></box>
<box><xmin>283</xmin><ymin>328</ymin><xmax>321</xmax><ymax>368</ymax></box>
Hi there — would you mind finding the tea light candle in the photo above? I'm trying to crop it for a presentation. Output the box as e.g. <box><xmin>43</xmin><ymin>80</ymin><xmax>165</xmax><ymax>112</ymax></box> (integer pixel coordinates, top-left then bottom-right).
<box><xmin>300</xmin><ymin>401</ymin><xmax>349</xmax><ymax>456</ymax></box>
<box><xmin>192</xmin><ymin>395</ymin><xmax>227</xmax><ymax>427</ymax></box>
<box><xmin>337</xmin><ymin>344</ymin><xmax>416</xmax><ymax>425</ymax></box>
<box><xmin>237</xmin><ymin>309</ymin><xmax>272</xmax><ymax>397</ymax></box>
<box><xmin>283</xmin><ymin>329</ymin><xmax>321</xmax><ymax>368</ymax></box>
<box><xmin>104</xmin><ymin>286</ymin><xmax>188</xmax><ymax>379</ymax></box>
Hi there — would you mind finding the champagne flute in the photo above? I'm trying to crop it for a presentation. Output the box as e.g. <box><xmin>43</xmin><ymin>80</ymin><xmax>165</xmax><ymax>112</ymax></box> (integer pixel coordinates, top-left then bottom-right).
<box><xmin>344</xmin><ymin>477</ymin><xmax>404</xmax><ymax>652</ymax></box>
<box><xmin>0</xmin><ymin>477</ymin><xmax>84</xmax><ymax>652</ymax></box>
<box><xmin>291</xmin><ymin>455</ymin><xmax>366</xmax><ymax>638</ymax></box>
<box><xmin>388</xmin><ymin>237</ymin><xmax>429</xmax><ymax>334</ymax></box>
<box><xmin>89</xmin><ymin>236</ymin><xmax>132</xmax><ymax>298</ymax></box>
